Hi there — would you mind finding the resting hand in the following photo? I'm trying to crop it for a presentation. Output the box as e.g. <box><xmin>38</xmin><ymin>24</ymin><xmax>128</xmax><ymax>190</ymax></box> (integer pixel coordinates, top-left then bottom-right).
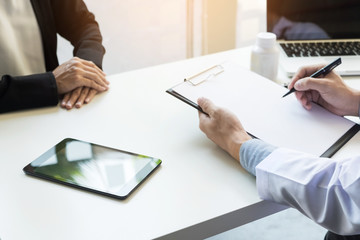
<box><xmin>197</xmin><ymin>97</ymin><xmax>252</xmax><ymax>161</ymax></box>
<box><xmin>53</xmin><ymin>57</ymin><xmax>109</xmax><ymax>95</ymax></box>
<box><xmin>289</xmin><ymin>64</ymin><xmax>360</xmax><ymax>116</ymax></box>
<box><xmin>61</xmin><ymin>87</ymin><xmax>98</xmax><ymax>110</ymax></box>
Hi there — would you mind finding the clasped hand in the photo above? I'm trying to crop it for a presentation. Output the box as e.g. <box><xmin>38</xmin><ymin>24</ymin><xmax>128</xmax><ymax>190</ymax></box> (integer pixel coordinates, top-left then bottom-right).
<box><xmin>52</xmin><ymin>57</ymin><xmax>109</xmax><ymax>109</ymax></box>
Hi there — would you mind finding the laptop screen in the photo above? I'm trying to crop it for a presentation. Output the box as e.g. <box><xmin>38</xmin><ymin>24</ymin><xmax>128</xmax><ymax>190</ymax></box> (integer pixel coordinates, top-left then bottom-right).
<box><xmin>267</xmin><ymin>0</ymin><xmax>360</xmax><ymax>40</ymax></box>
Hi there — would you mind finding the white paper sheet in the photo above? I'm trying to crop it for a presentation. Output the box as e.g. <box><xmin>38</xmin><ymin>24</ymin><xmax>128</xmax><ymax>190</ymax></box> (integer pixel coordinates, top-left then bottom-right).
<box><xmin>171</xmin><ymin>61</ymin><xmax>355</xmax><ymax>156</ymax></box>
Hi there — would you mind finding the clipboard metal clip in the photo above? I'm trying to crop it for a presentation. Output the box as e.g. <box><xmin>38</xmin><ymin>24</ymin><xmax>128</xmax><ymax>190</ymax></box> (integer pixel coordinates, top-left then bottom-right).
<box><xmin>184</xmin><ymin>65</ymin><xmax>224</xmax><ymax>86</ymax></box>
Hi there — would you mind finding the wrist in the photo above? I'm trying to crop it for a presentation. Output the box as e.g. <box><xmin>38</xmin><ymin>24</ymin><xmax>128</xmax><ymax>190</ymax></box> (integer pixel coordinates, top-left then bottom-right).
<box><xmin>351</xmin><ymin>90</ymin><xmax>360</xmax><ymax>117</ymax></box>
<box><xmin>227</xmin><ymin>131</ymin><xmax>252</xmax><ymax>161</ymax></box>
<box><xmin>356</xmin><ymin>91</ymin><xmax>360</xmax><ymax>117</ymax></box>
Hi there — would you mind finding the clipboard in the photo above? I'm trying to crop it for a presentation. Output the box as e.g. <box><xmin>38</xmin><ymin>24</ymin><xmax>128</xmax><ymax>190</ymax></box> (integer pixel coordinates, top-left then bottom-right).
<box><xmin>166</xmin><ymin>61</ymin><xmax>360</xmax><ymax>158</ymax></box>
<box><xmin>166</xmin><ymin>64</ymin><xmax>225</xmax><ymax>116</ymax></box>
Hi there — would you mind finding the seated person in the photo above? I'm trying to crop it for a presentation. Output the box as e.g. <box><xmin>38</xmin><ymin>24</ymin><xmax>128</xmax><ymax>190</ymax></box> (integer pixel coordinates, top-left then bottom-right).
<box><xmin>0</xmin><ymin>0</ymin><xmax>109</xmax><ymax>113</ymax></box>
<box><xmin>197</xmin><ymin>64</ymin><xmax>360</xmax><ymax>239</ymax></box>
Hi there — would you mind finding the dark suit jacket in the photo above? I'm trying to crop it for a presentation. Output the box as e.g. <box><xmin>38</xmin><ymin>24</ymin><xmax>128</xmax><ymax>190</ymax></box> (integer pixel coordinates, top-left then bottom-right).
<box><xmin>0</xmin><ymin>0</ymin><xmax>105</xmax><ymax>113</ymax></box>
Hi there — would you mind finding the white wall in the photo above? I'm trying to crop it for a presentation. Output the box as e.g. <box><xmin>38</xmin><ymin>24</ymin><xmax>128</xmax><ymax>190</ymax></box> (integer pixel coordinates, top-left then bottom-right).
<box><xmin>190</xmin><ymin>0</ymin><xmax>266</xmax><ymax>57</ymax></box>
<box><xmin>236</xmin><ymin>0</ymin><xmax>266</xmax><ymax>47</ymax></box>
<box><xmin>57</xmin><ymin>0</ymin><xmax>187</xmax><ymax>75</ymax></box>
<box><xmin>57</xmin><ymin>0</ymin><xmax>266</xmax><ymax>75</ymax></box>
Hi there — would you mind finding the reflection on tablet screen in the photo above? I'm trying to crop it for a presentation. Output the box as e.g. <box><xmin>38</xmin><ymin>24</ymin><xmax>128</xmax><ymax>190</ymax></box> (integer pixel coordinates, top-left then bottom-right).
<box><xmin>24</xmin><ymin>138</ymin><xmax>161</xmax><ymax>199</ymax></box>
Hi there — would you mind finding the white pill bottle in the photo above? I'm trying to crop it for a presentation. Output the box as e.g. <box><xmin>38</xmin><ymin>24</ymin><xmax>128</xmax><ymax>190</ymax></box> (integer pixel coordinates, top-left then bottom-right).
<box><xmin>250</xmin><ymin>32</ymin><xmax>279</xmax><ymax>81</ymax></box>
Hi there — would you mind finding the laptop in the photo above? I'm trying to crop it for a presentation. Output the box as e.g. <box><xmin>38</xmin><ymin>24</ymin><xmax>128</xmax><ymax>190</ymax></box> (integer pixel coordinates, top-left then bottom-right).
<box><xmin>267</xmin><ymin>0</ymin><xmax>360</xmax><ymax>77</ymax></box>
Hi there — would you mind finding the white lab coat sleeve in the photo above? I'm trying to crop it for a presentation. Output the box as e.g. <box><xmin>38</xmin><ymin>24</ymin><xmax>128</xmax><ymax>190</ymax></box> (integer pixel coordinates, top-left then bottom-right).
<box><xmin>256</xmin><ymin>148</ymin><xmax>360</xmax><ymax>235</ymax></box>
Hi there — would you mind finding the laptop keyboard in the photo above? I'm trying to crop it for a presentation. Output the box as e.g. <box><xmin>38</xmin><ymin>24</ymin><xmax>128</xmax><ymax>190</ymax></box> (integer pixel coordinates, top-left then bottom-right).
<box><xmin>280</xmin><ymin>41</ymin><xmax>360</xmax><ymax>57</ymax></box>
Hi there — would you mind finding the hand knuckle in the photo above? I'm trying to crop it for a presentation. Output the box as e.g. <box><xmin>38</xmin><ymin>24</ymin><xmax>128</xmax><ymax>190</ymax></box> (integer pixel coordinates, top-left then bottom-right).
<box><xmin>74</xmin><ymin>75</ymin><xmax>82</xmax><ymax>82</ymax></box>
<box><xmin>74</xmin><ymin>61</ymin><xmax>82</xmax><ymax>67</ymax></box>
<box><xmin>69</xmin><ymin>66</ymin><xmax>76</xmax><ymax>72</ymax></box>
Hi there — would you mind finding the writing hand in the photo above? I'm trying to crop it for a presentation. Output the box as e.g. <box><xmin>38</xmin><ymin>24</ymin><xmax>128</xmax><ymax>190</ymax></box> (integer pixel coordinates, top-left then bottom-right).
<box><xmin>289</xmin><ymin>65</ymin><xmax>360</xmax><ymax>116</ymax></box>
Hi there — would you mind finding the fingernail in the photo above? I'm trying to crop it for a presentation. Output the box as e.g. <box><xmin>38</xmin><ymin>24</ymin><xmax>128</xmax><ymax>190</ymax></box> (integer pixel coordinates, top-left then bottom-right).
<box><xmin>76</xmin><ymin>102</ymin><xmax>82</xmax><ymax>108</ymax></box>
<box><xmin>85</xmin><ymin>98</ymin><xmax>90</xmax><ymax>103</ymax></box>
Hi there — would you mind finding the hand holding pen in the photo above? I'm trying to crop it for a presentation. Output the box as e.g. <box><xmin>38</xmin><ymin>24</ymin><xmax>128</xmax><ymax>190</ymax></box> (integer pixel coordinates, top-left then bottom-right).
<box><xmin>284</xmin><ymin>57</ymin><xmax>360</xmax><ymax>116</ymax></box>
<box><xmin>282</xmin><ymin>58</ymin><xmax>341</xmax><ymax>97</ymax></box>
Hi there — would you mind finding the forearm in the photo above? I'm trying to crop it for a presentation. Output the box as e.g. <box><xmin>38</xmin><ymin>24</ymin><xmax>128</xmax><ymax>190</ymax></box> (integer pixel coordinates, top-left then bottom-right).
<box><xmin>52</xmin><ymin>0</ymin><xmax>105</xmax><ymax>69</ymax></box>
<box><xmin>256</xmin><ymin>149</ymin><xmax>360</xmax><ymax>235</ymax></box>
<box><xmin>354</xmin><ymin>89</ymin><xmax>360</xmax><ymax>118</ymax></box>
<box><xmin>239</xmin><ymin>139</ymin><xmax>276</xmax><ymax>176</ymax></box>
<box><xmin>347</xmin><ymin>87</ymin><xmax>360</xmax><ymax>117</ymax></box>
<box><xmin>0</xmin><ymin>73</ymin><xmax>58</xmax><ymax>113</ymax></box>
<box><xmin>240</xmin><ymin>139</ymin><xmax>360</xmax><ymax>234</ymax></box>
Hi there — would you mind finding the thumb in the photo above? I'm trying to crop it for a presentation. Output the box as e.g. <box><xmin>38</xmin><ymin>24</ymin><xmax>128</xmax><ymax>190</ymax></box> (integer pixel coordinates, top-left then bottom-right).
<box><xmin>294</xmin><ymin>77</ymin><xmax>327</xmax><ymax>92</ymax></box>
<box><xmin>197</xmin><ymin>97</ymin><xmax>216</xmax><ymax>116</ymax></box>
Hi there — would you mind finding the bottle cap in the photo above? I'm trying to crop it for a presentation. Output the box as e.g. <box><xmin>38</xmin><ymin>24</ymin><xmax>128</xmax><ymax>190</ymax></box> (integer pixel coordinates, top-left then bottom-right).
<box><xmin>256</xmin><ymin>32</ymin><xmax>276</xmax><ymax>49</ymax></box>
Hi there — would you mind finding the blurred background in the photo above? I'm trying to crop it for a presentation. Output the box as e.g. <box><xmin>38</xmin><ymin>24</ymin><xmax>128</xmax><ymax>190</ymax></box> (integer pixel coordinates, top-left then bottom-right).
<box><xmin>57</xmin><ymin>0</ymin><xmax>266</xmax><ymax>74</ymax></box>
<box><xmin>57</xmin><ymin>0</ymin><xmax>328</xmax><ymax>239</ymax></box>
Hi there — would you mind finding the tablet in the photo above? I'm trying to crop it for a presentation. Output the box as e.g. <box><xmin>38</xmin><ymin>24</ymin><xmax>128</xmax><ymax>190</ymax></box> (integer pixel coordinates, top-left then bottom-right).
<box><xmin>23</xmin><ymin>138</ymin><xmax>162</xmax><ymax>200</ymax></box>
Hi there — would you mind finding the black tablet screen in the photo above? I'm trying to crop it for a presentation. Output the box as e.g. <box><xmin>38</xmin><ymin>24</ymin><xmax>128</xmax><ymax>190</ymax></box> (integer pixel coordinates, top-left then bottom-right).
<box><xmin>24</xmin><ymin>138</ymin><xmax>161</xmax><ymax>199</ymax></box>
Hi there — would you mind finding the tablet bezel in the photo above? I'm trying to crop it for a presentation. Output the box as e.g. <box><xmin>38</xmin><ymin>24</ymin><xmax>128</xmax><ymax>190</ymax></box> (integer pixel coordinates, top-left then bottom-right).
<box><xmin>23</xmin><ymin>138</ymin><xmax>162</xmax><ymax>200</ymax></box>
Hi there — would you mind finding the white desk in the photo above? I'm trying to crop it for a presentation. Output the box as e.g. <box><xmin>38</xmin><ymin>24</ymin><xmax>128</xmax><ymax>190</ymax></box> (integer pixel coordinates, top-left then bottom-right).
<box><xmin>0</xmin><ymin>47</ymin><xmax>358</xmax><ymax>240</ymax></box>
